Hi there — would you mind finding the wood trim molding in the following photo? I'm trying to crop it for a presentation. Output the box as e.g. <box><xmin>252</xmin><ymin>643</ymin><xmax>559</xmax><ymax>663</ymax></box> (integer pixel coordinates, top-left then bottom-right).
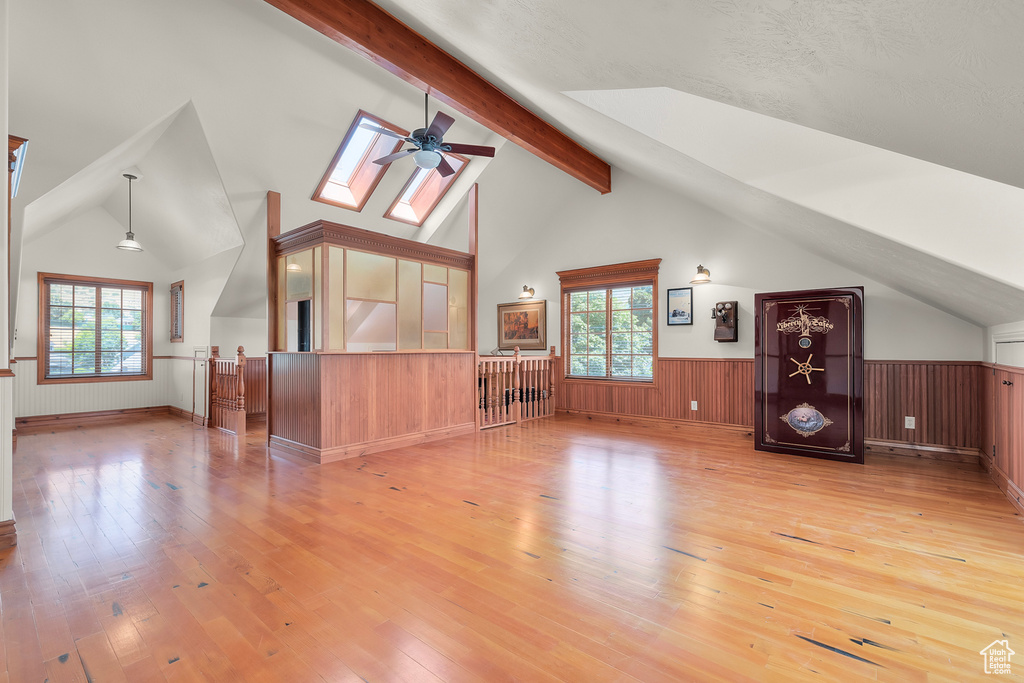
<box><xmin>270</xmin><ymin>422</ymin><xmax>476</xmax><ymax>464</ymax></box>
<box><xmin>262</xmin><ymin>0</ymin><xmax>611</xmax><ymax>194</ymax></box>
<box><xmin>273</xmin><ymin>219</ymin><xmax>474</xmax><ymax>270</ymax></box>
<box><xmin>37</xmin><ymin>272</ymin><xmax>155</xmax><ymax>385</ymax></box>
<box><xmin>15</xmin><ymin>405</ymin><xmax>192</xmax><ymax>433</ymax></box>
<box><xmin>168</xmin><ymin>405</ymin><xmax>207</xmax><ymax>426</ymax></box>
<box><xmin>0</xmin><ymin>518</ymin><xmax>16</xmax><ymax>550</ymax></box>
<box><xmin>556</xmin><ymin>259</ymin><xmax>662</xmax><ymax>288</ymax></box>
<box><xmin>983</xmin><ymin>455</ymin><xmax>1024</xmax><ymax>517</ymax></box>
<box><xmin>0</xmin><ymin>369</ymin><xmax>14</xmax><ymax>378</ymax></box>
<box><xmin>864</xmin><ymin>439</ymin><xmax>981</xmax><ymax>464</ymax></box>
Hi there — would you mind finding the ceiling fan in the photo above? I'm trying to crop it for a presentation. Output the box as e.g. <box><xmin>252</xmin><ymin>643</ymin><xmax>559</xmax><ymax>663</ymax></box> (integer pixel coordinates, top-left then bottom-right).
<box><xmin>361</xmin><ymin>94</ymin><xmax>495</xmax><ymax>177</ymax></box>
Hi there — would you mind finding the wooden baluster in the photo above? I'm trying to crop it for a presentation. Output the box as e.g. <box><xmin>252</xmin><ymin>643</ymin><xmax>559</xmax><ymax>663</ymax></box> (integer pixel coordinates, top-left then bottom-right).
<box><xmin>236</xmin><ymin>346</ymin><xmax>247</xmax><ymax>414</ymax></box>
<box><xmin>549</xmin><ymin>346</ymin><xmax>556</xmax><ymax>416</ymax></box>
<box><xmin>512</xmin><ymin>347</ymin><xmax>522</xmax><ymax>425</ymax></box>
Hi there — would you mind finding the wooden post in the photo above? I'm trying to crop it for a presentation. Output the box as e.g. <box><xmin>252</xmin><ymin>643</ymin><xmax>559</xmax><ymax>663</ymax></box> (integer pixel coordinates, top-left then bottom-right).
<box><xmin>208</xmin><ymin>347</ymin><xmax>220</xmax><ymax>429</ymax></box>
<box><xmin>235</xmin><ymin>346</ymin><xmax>247</xmax><ymax>436</ymax></box>
<box><xmin>512</xmin><ymin>346</ymin><xmax>522</xmax><ymax>425</ymax></box>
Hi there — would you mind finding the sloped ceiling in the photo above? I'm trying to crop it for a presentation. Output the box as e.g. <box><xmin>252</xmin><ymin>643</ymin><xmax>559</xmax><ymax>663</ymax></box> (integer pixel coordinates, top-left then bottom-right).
<box><xmin>366</xmin><ymin>0</ymin><xmax>1024</xmax><ymax>326</ymax></box>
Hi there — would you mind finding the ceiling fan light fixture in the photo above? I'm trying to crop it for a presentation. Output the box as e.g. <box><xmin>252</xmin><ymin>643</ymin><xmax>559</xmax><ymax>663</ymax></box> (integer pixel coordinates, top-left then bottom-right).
<box><xmin>413</xmin><ymin>149</ymin><xmax>442</xmax><ymax>170</ymax></box>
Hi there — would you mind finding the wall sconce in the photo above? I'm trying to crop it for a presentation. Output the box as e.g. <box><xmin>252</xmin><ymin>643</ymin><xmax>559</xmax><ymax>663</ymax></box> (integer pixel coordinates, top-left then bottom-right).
<box><xmin>689</xmin><ymin>265</ymin><xmax>711</xmax><ymax>285</ymax></box>
<box><xmin>518</xmin><ymin>285</ymin><xmax>535</xmax><ymax>300</ymax></box>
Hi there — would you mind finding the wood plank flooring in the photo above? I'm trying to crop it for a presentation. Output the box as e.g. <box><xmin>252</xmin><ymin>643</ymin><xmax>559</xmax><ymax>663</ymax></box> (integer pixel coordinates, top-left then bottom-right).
<box><xmin>2</xmin><ymin>414</ymin><xmax>1023</xmax><ymax>681</ymax></box>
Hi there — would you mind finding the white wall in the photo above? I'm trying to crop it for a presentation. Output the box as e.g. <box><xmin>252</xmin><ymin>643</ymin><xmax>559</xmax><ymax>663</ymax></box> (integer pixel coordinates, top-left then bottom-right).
<box><xmin>14</xmin><ymin>207</ymin><xmax>237</xmax><ymax>417</ymax></box>
<box><xmin>473</xmin><ymin>146</ymin><xmax>984</xmax><ymax>361</ymax></box>
<box><xmin>987</xmin><ymin>319</ymin><xmax>1024</xmax><ymax>366</ymax></box>
<box><xmin>211</xmin><ymin>316</ymin><xmax>267</xmax><ymax>358</ymax></box>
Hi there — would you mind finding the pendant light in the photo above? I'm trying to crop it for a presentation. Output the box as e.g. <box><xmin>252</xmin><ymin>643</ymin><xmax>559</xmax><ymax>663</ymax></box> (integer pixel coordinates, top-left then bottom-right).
<box><xmin>117</xmin><ymin>173</ymin><xmax>144</xmax><ymax>251</ymax></box>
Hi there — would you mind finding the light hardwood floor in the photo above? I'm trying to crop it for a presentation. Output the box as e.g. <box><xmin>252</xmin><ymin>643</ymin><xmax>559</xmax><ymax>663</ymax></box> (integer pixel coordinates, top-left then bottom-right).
<box><xmin>1</xmin><ymin>414</ymin><xmax>1022</xmax><ymax>681</ymax></box>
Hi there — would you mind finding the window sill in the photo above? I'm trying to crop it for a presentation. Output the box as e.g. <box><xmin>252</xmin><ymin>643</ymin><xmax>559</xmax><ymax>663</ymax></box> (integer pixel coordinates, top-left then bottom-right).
<box><xmin>562</xmin><ymin>375</ymin><xmax>657</xmax><ymax>388</ymax></box>
<box><xmin>39</xmin><ymin>373</ymin><xmax>154</xmax><ymax>385</ymax></box>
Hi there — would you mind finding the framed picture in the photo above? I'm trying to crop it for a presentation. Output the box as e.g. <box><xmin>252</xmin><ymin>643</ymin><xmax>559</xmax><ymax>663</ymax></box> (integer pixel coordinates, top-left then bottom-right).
<box><xmin>497</xmin><ymin>300</ymin><xmax>547</xmax><ymax>350</ymax></box>
<box><xmin>666</xmin><ymin>287</ymin><xmax>693</xmax><ymax>325</ymax></box>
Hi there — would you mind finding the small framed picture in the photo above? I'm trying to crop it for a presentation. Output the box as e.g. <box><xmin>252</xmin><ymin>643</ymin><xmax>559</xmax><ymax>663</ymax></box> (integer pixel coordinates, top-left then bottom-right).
<box><xmin>666</xmin><ymin>287</ymin><xmax>693</xmax><ymax>326</ymax></box>
<box><xmin>497</xmin><ymin>300</ymin><xmax>547</xmax><ymax>350</ymax></box>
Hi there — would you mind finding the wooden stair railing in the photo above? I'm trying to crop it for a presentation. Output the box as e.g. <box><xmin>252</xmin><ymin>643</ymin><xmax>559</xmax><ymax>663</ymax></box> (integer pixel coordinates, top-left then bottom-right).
<box><xmin>478</xmin><ymin>346</ymin><xmax>556</xmax><ymax>429</ymax></box>
<box><xmin>209</xmin><ymin>346</ymin><xmax>248</xmax><ymax>435</ymax></box>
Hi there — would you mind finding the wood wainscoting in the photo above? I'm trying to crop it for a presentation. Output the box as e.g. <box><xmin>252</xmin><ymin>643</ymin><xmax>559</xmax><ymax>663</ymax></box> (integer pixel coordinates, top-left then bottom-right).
<box><xmin>555</xmin><ymin>357</ymin><xmax>988</xmax><ymax>463</ymax></box>
<box><xmin>269</xmin><ymin>352</ymin><xmax>477</xmax><ymax>463</ymax></box>
<box><xmin>982</xmin><ymin>363</ymin><xmax>1024</xmax><ymax>515</ymax></box>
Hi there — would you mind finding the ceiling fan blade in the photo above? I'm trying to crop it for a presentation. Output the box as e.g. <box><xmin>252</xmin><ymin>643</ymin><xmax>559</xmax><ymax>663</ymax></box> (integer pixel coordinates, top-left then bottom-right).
<box><xmin>444</xmin><ymin>143</ymin><xmax>495</xmax><ymax>157</ymax></box>
<box><xmin>436</xmin><ymin>156</ymin><xmax>456</xmax><ymax>177</ymax></box>
<box><xmin>373</xmin><ymin>149</ymin><xmax>416</xmax><ymax>165</ymax></box>
<box><xmin>425</xmin><ymin>111</ymin><xmax>455</xmax><ymax>140</ymax></box>
<box><xmin>359</xmin><ymin>122</ymin><xmax>409</xmax><ymax>141</ymax></box>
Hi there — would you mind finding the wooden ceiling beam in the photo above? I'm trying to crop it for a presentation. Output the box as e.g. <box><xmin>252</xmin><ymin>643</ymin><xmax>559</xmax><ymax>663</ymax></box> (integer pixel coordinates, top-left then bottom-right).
<box><xmin>263</xmin><ymin>0</ymin><xmax>612</xmax><ymax>194</ymax></box>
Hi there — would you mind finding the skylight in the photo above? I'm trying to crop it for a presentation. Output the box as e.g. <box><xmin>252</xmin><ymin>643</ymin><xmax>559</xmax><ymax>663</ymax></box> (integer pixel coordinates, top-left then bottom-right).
<box><xmin>313</xmin><ymin>110</ymin><xmax>407</xmax><ymax>211</ymax></box>
<box><xmin>385</xmin><ymin>153</ymin><xmax>468</xmax><ymax>226</ymax></box>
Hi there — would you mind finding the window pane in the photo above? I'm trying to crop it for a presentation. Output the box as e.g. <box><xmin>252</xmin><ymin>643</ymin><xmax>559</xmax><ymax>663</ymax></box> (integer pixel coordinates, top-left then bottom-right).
<box><xmin>570</xmin><ymin>356</ymin><xmax>587</xmax><ymax>375</ymax></box>
<box><xmin>122</xmin><ymin>289</ymin><xmax>142</xmax><ymax>310</ymax></box>
<box><xmin>101</xmin><ymin>288</ymin><xmax>122</xmax><ymax>309</ymax></box>
<box><xmin>101</xmin><ymin>332</ymin><xmax>123</xmax><ymax>351</ymax></box>
<box><xmin>397</xmin><ymin>259</ymin><xmax>421</xmax><ymax>350</ymax></box>
<box><xmin>75</xmin><ymin>308</ymin><xmax>95</xmax><ymax>329</ymax></box>
<box><xmin>611</xmin><ymin>288</ymin><xmax>631</xmax><ymax>310</ymax></box>
<box><xmin>101</xmin><ymin>351</ymin><xmax>122</xmax><ymax>372</ymax></box>
<box><xmin>570</xmin><ymin>334</ymin><xmax>588</xmax><ymax>355</ymax></box>
<box><xmin>422</xmin><ymin>283</ymin><xmax>447</xmax><ymax>331</ymax></box>
<box><xmin>50</xmin><ymin>353</ymin><xmax>72</xmax><ymax>375</ymax></box>
<box><xmin>346</xmin><ymin>250</ymin><xmax>396</xmax><ymax>302</ymax></box>
<box><xmin>50</xmin><ymin>284</ymin><xmax>73</xmax><ymax>306</ymax></box>
<box><xmin>50</xmin><ymin>329</ymin><xmax>73</xmax><ymax>352</ymax></box>
<box><xmin>611</xmin><ymin>310</ymin><xmax>630</xmax><ymax>332</ymax></box>
<box><xmin>74</xmin><ymin>286</ymin><xmax>96</xmax><ymax>307</ymax></box>
<box><xmin>588</xmin><ymin>311</ymin><xmax>606</xmax><ymax>333</ymax></box>
<box><xmin>50</xmin><ymin>306</ymin><xmax>73</xmax><ymax>328</ymax></box>
<box><xmin>122</xmin><ymin>352</ymin><xmax>143</xmax><ymax>373</ymax></box>
<box><xmin>122</xmin><ymin>310</ymin><xmax>142</xmax><ymax>330</ymax></box>
<box><xmin>285</xmin><ymin>250</ymin><xmax>314</xmax><ymax>300</ymax></box>
<box><xmin>74</xmin><ymin>354</ymin><xmax>96</xmax><ymax>374</ymax></box>
<box><xmin>632</xmin><ymin>309</ymin><xmax>653</xmax><ymax>331</ymax></box>
<box><xmin>611</xmin><ymin>332</ymin><xmax>631</xmax><ymax>354</ymax></box>
<box><xmin>101</xmin><ymin>309</ymin><xmax>121</xmax><ymax>330</ymax></box>
<box><xmin>448</xmin><ymin>269</ymin><xmax>469</xmax><ymax>350</ymax></box>
<box><xmin>122</xmin><ymin>331</ymin><xmax>142</xmax><ymax>351</ymax></box>
<box><xmin>423</xmin><ymin>264</ymin><xmax>447</xmax><ymax>284</ymax></box>
<box><xmin>633</xmin><ymin>285</ymin><xmax>653</xmax><ymax>307</ymax></box>
<box><xmin>587</xmin><ymin>333</ymin><xmax>606</xmax><ymax>353</ymax></box>
<box><xmin>570</xmin><ymin>314</ymin><xmax>587</xmax><ymax>334</ymax></box>
<box><xmin>611</xmin><ymin>355</ymin><xmax>632</xmax><ymax>377</ymax></box>
<box><xmin>345</xmin><ymin>300</ymin><xmax>397</xmax><ymax>352</ymax></box>
<box><xmin>328</xmin><ymin>247</ymin><xmax>345</xmax><ymax>350</ymax></box>
<box><xmin>73</xmin><ymin>331</ymin><xmax>95</xmax><ymax>352</ymax></box>
<box><xmin>424</xmin><ymin>331</ymin><xmax>448</xmax><ymax>350</ymax></box>
<box><xmin>634</xmin><ymin>355</ymin><xmax>654</xmax><ymax>378</ymax></box>
<box><xmin>570</xmin><ymin>292</ymin><xmax>588</xmax><ymax>312</ymax></box>
<box><xmin>587</xmin><ymin>356</ymin><xmax>607</xmax><ymax>376</ymax></box>
<box><xmin>587</xmin><ymin>290</ymin><xmax>606</xmax><ymax>311</ymax></box>
<box><xmin>634</xmin><ymin>332</ymin><xmax>653</xmax><ymax>355</ymax></box>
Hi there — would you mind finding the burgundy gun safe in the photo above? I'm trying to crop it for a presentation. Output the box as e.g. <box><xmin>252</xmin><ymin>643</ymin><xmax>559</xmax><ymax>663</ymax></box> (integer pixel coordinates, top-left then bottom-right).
<box><xmin>754</xmin><ymin>287</ymin><xmax>864</xmax><ymax>463</ymax></box>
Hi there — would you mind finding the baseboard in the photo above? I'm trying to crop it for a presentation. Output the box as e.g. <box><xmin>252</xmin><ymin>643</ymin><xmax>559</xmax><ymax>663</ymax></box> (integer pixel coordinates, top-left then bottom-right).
<box><xmin>559</xmin><ymin>409</ymin><xmax>754</xmax><ymax>437</ymax></box>
<box><xmin>16</xmin><ymin>405</ymin><xmax>197</xmax><ymax>433</ymax></box>
<box><xmin>167</xmin><ymin>405</ymin><xmax>207</xmax><ymax>426</ymax></box>
<box><xmin>0</xmin><ymin>518</ymin><xmax>16</xmax><ymax>550</ymax></box>
<box><xmin>864</xmin><ymin>439</ymin><xmax>981</xmax><ymax>464</ymax></box>
<box><xmin>984</xmin><ymin>459</ymin><xmax>1024</xmax><ymax>516</ymax></box>
<box><xmin>270</xmin><ymin>422</ymin><xmax>477</xmax><ymax>464</ymax></box>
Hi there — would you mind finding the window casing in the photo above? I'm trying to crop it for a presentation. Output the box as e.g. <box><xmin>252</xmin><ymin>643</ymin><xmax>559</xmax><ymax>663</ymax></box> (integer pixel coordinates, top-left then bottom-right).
<box><xmin>312</xmin><ymin>110</ymin><xmax>407</xmax><ymax>212</ymax></box>
<box><xmin>557</xmin><ymin>259</ymin><xmax>660</xmax><ymax>382</ymax></box>
<box><xmin>384</xmin><ymin>153</ymin><xmax>468</xmax><ymax>226</ymax></box>
<box><xmin>38</xmin><ymin>273</ymin><xmax>154</xmax><ymax>384</ymax></box>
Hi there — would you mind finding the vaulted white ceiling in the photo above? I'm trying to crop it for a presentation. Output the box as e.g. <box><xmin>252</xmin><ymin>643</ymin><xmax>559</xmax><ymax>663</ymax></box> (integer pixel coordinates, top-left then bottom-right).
<box><xmin>369</xmin><ymin>0</ymin><xmax>1024</xmax><ymax>326</ymax></box>
<box><xmin>10</xmin><ymin>0</ymin><xmax>1024</xmax><ymax>327</ymax></box>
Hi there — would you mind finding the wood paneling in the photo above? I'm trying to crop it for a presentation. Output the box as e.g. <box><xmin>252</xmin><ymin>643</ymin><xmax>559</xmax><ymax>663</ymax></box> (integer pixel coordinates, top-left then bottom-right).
<box><xmin>262</xmin><ymin>0</ymin><xmax>611</xmax><ymax>194</ymax></box>
<box><xmin>556</xmin><ymin>358</ymin><xmax>986</xmax><ymax>459</ymax></box>
<box><xmin>269</xmin><ymin>353</ymin><xmax>321</xmax><ymax>448</ymax></box>
<box><xmin>245</xmin><ymin>357</ymin><xmax>267</xmax><ymax>416</ymax></box>
<box><xmin>863</xmin><ymin>361</ymin><xmax>983</xmax><ymax>450</ymax></box>
<box><xmin>556</xmin><ymin>356</ymin><xmax>755</xmax><ymax>428</ymax></box>
<box><xmin>985</xmin><ymin>364</ymin><xmax>1024</xmax><ymax>514</ymax></box>
<box><xmin>268</xmin><ymin>352</ymin><xmax>476</xmax><ymax>462</ymax></box>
